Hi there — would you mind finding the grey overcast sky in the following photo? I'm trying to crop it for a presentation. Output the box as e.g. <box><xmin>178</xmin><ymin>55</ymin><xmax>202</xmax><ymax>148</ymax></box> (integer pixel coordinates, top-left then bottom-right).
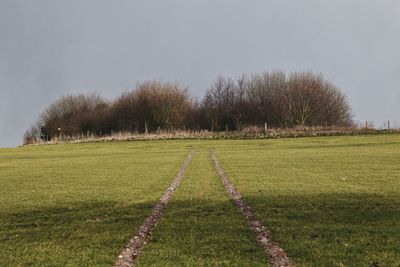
<box><xmin>1</xmin><ymin>1</ymin><xmax>399</xmax><ymax>147</ymax></box>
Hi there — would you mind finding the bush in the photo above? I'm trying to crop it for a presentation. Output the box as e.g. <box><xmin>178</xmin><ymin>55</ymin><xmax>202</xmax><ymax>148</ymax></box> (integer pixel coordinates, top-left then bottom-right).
<box><xmin>24</xmin><ymin>73</ymin><xmax>354</xmax><ymax>143</ymax></box>
<box><xmin>202</xmin><ymin>71</ymin><xmax>353</xmax><ymax>129</ymax></box>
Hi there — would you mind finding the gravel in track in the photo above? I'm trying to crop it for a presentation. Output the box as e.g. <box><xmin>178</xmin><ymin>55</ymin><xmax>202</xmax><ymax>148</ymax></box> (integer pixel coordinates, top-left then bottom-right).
<box><xmin>211</xmin><ymin>150</ymin><xmax>295</xmax><ymax>267</ymax></box>
<box><xmin>113</xmin><ymin>151</ymin><xmax>193</xmax><ymax>267</ymax></box>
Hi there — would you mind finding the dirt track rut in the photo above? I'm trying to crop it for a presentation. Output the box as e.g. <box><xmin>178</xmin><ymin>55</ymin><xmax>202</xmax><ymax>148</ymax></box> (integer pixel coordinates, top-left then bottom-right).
<box><xmin>113</xmin><ymin>151</ymin><xmax>193</xmax><ymax>267</ymax></box>
<box><xmin>211</xmin><ymin>150</ymin><xmax>295</xmax><ymax>267</ymax></box>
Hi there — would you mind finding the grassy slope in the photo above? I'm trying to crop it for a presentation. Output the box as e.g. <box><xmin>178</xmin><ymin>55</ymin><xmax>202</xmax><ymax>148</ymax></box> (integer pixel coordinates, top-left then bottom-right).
<box><xmin>0</xmin><ymin>141</ymin><xmax>190</xmax><ymax>266</ymax></box>
<box><xmin>137</xmin><ymin>148</ymin><xmax>267</xmax><ymax>266</ymax></box>
<box><xmin>1</xmin><ymin>135</ymin><xmax>399</xmax><ymax>266</ymax></box>
<box><xmin>215</xmin><ymin>135</ymin><xmax>400</xmax><ymax>266</ymax></box>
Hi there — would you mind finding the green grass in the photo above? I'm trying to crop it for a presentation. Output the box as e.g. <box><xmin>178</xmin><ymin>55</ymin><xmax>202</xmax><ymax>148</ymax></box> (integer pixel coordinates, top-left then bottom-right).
<box><xmin>215</xmin><ymin>135</ymin><xmax>400</xmax><ymax>266</ymax></box>
<box><xmin>137</xmin><ymin>148</ymin><xmax>266</xmax><ymax>266</ymax></box>
<box><xmin>0</xmin><ymin>141</ymin><xmax>191</xmax><ymax>266</ymax></box>
<box><xmin>1</xmin><ymin>135</ymin><xmax>399</xmax><ymax>266</ymax></box>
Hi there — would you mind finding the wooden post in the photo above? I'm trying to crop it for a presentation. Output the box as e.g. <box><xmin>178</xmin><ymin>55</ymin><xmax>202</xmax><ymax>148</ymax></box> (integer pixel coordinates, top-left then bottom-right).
<box><xmin>388</xmin><ymin>120</ymin><xmax>390</xmax><ymax>130</ymax></box>
<box><xmin>264</xmin><ymin>122</ymin><xmax>268</xmax><ymax>133</ymax></box>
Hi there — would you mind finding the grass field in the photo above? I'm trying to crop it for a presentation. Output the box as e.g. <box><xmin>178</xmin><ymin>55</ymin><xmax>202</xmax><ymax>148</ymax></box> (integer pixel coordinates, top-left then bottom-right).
<box><xmin>0</xmin><ymin>142</ymin><xmax>190</xmax><ymax>266</ymax></box>
<box><xmin>215</xmin><ymin>135</ymin><xmax>400</xmax><ymax>266</ymax></box>
<box><xmin>1</xmin><ymin>135</ymin><xmax>399</xmax><ymax>266</ymax></box>
<box><xmin>137</xmin><ymin>149</ymin><xmax>266</xmax><ymax>266</ymax></box>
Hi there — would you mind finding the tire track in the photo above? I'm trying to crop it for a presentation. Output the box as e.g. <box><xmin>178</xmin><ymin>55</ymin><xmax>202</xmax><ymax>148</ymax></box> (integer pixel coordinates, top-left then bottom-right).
<box><xmin>211</xmin><ymin>150</ymin><xmax>295</xmax><ymax>267</ymax></box>
<box><xmin>113</xmin><ymin>151</ymin><xmax>193</xmax><ymax>267</ymax></box>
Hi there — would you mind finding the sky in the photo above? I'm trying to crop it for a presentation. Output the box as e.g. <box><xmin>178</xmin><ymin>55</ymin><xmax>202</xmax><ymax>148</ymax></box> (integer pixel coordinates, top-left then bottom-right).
<box><xmin>1</xmin><ymin>0</ymin><xmax>399</xmax><ymax>147</ymax></box>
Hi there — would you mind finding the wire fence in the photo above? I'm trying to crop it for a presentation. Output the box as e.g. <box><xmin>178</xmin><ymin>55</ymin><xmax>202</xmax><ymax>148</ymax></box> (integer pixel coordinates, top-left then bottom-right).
<box><xmin>356</xmin><ymin>120</ymin><xmax>400</xmax><ymax>130</ymax></box>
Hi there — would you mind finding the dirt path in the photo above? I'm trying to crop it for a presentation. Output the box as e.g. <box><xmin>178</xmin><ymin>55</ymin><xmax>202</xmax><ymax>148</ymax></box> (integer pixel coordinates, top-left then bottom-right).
<box><xmin>113</xmin><ymin>151</ymin><xmax>193</xmax><ymax>267</ymax></box>
<box><xmin>211</xmin><ymin>150</ymin><xmax>295</xmax><ymax>267</ymax></box>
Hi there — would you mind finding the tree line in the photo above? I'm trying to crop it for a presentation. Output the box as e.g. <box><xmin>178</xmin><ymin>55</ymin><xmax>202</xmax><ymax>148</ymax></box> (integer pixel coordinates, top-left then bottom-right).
<box><xmin>24</xmin><ymin>71</ymin><xmax>353</xmax><ymax>144</ymax></box>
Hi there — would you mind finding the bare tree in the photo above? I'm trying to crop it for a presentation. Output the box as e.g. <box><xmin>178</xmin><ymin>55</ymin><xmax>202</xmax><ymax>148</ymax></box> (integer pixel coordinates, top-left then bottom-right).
<box><xmin>24</xmin><ymin>72</ymin><xmax>353</xmax><ymax>143</ymax></box>
<box><xmin>23</xmin><ymin>123</ymin><xmax>41</xmax><ymax>145</ymax></box>
<box><xmin>38</xmin><ymin>93</ymin><xmax>108</xmax><ymax>138</ymax></box>
<box><xmin>110</xmin><ymin>81</ymin><xmax>193</xmax><ymax>133</ymax></box>
<box><xmin>282</xmin><ymin>72</ymin><xmax>353</xmax><ymax>126</ymax></box>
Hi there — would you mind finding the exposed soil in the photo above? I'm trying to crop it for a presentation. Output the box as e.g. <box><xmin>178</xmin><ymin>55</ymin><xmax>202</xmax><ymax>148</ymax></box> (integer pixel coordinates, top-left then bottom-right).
<box><xmin>113</xmin><ymin>151</ymin><xmax>193</xmax><ymax>267</ymax></box>
<box><xmin>211</xmin><ymin>150</ymin><xmax>295</xmax><ymax>267</ymax></box>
